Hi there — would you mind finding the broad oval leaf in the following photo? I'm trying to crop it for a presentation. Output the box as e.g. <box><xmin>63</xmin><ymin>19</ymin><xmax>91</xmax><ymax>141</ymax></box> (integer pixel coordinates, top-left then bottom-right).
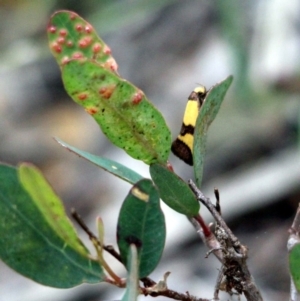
<box><xmin>149</xmin><ymin>163</ymin><xmax>199</xmax><ymax>217</ymax></box>
<box><xmin>0</xmin><ymin>163</ymin><xmax>104</xmax><ymax>288</ymax></box>
<box><xmin>61</xmin><ymin>58</ymin><xmax>171</xmax><ymax>164</ymax></box>
<box><xmin>289</xmin><ymin>244</ymin><xmax>300</xmax><ymax>291</ymax></box>
<box><xmin>193</xmin><ymin>75</ymin><xmax>233</xmax><ymax>187</ymax></box>
<box><xmin>48</xmin><ymin>10</ymin><xmax>117</xmax><ymax>71</ymax></box>
<box><xmin>19</xmin><ymin>163</ymin><xmax>87</xmax><ymax>256</ymax></box>
<box><xmin>117</xmin><ymin>179</ymin><xmax>165</xmax><ymax>278</ymax></box>
<box><xmin>55</xmin><ymin>137</ymin><xmax>143</xmax><ymax>184</ymax></box>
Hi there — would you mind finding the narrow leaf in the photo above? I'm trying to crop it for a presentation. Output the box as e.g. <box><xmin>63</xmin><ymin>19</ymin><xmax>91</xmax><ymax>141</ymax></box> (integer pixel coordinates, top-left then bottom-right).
<box><xmin>0</xmin><ymin>163</ymin><xmax>104</xmax><ymax>288</ymax></box>
<box><xmin>47</xmin><ymin>10</ymin><xmax>118</xmax><ymax>71</ymax></box>
<box><xmin>121</xmin><ymin>244</ymin><xmax>139</xmax><ymax>301</ymax></box>
<box><xmin>150</xmin><ymin>163</ymin><xmax>199</xmax><ymax>216</ymax></box>
<box><xmin>117</xmin><ymin>179</ymin><xmax>165</xmax><ymax>278</ymax></box>
<box><xmin>193</xmin><ymin>75</ymin><xmax>233</xmax><ymax>187</ymax></box>
<box><xmin>19</xmin><ymin>163</ymin><xmax>87</xmax><ymax>256</ymax></box>
<box><xmin>55</xmin><ymin>137</ymin><xmax>143</xmax><ymax>184</ymax></box>
<box><xmin>61</xmin><ymin>58</ymin><xmax>171</xmax><ymax>164</ymax></box>
<box><xmin>289</xmin><ymin>244</ymin><xmax>300</xmax><ymax>291</ymax></box>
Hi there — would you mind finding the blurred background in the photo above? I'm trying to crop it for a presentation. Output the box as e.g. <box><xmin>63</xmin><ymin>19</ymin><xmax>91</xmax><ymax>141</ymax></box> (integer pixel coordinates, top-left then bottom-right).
<box><xmin>0</xmin><ymin>0</ymin><xmax>300</xmax><ymax>300</ymax></box>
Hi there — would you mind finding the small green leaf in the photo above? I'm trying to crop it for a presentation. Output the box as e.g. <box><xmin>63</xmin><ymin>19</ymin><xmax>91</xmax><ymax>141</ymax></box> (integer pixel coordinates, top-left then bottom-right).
<box><xmin>193</xmin><ymin>75</ymin><xmax>233</xmax><ymax>187</ymax></box>
<box><xmin>47</xmin><ymin>10</ymin><xmax>117</xmax><ymax>71</ymax></box>
<box><xmin>61</xmin><ymin>58</ymin><xmax>171</xmax><ymax>164</ymax></box>
<box><xmin>289</xmin><ymin>244</ymin><xmax>300</xmax><ymax>291</ymax></box>
<box><xmin>149</xmin><ymin>163</ymin><xmax>199</xmax><ymax>216</ymax></box>
<box><xmin>0</xmin><ymin>163</ymin><xmax>104</xmax><ymax>288</ymax></box>
<box><xmin>19</xmin><ymin>163</ymin><xmax>87</xmax><ymax>256</ymax></box>
<box><xmin>55</xmin><ymin>137</ymin><xmax>143</xmax><ymax>184</ymax></box>
<box><xmin>117</xmin><ymin>179</ymin><xmax>165</xmax><ymax>278</ymax></box>
<box><xmin>121</xmin><ymin>244</ymin><xmax>139</xmax><ymax>301</ymax></box>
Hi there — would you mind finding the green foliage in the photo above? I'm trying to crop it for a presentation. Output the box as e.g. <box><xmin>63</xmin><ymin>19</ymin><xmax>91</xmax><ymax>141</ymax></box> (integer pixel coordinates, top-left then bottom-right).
<box><xmin>193</xmin><ymin>75</ymin><xmax>233</xmax><ymax>187</ymax></box>
<box><xmin>48</xmin><ymin>10</ymin><xmax>116</xmax><ymax>69</ymax></box>
<box><xmin>0</xmin><ymin>163</ymin><xmax>104</xmax><ymax>288</ymax></box>
<box><xmin>117</xmin><ymin>179</ymin><xmax>165</xmax><ymax>278</ymax></box>
<box><xmin>289</xmin><ymin>244</ymin><xmax>300</xmax><ymax>291</ymax></box>
<box><xmin>121</xmin><ymin>244</ymin><xmax>139</xmax><ymax>301</ymax></box>
<box><xmin>0</xmin><ymin>9</ymin><xmax>239</xmax><ymax>297</ymax></box>
<box><xmin>150</xmin><ymin>163</ymin><xmax>199</xmax><ymax>216</ymax></box>
<box><xmin>61</xmin><ymin>58</ymin><xmax>171</xmax><ymax>164</ymax></box>
<box><xmin>55</xmin><ymin>138</ymin><xmax>143</xmax><ymax>184</ymax></box>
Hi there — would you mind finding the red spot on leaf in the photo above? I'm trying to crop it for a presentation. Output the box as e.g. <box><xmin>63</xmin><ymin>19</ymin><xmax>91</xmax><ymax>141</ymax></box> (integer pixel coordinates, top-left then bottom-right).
<box><xmin>69</xmin><ymin>12</ymin><xmax>77</xmax><ymax>20</ymax></box>
<box><xmin>99</xmin><ymin>85</ymin><xmax>116</xmax><ymax>99</ymax></box>
<box><xmin>75</xmin><ymin>24</ymin><xmax>83</xmax><ymax>32</ymax></box>
<box><xmin>132</xmin><ymin>91</ymin><xmax>143</xmax><ymax>104</ymax></box>
<box><xmin>85</xmin><ymin>107</ymin><xmax>98</xmax><ymax>115</ymax></box>
<box><xmin>66</xmin><ymin>40</ymin><xmax>73</xmax><ymax>47</ymax></box>
<box><xmin>78</xmin><ymin>93</ymin><xmax>88</xmax><ymax>101</ymax></box>
<box><xmin>48</xmin><ymin>26</ymin><xmax>56</xmax><ymax>34</ymax></box>
<box><xmin>85</xmin><ymin>25</ymin><xmax>92</xmax><ymax>34</ymax></box>
<box><xmin>72</xmin><ymin>52</ymin><xmax>83</xmax><ymax>59</ymax></box>
<box><xmin>57</xmin><ymin>37</ymin><xmax>65</xmax><ymax>45</ymax></box>
<box><xmin>103</xmin><ymin>45</ymin><xmax>111</xmax><ymax>55</ymax></box>
<box><xmin>59</xmin><ymin>29</ymin><xmax>68</xmax><ymax>37</ymax></box>
<box><xmin>61</xmin><ymin>56</ymin><xmax>70</xmax><ymax>65</ymax></box>
<box><xmin>52</xmin><ymin>42</ymin><xmax>62</xmax><ymax>53</ymax></box>
<box><xmin>79</xmin><ymin>37</ymin><xmax>93</xmax><ymax>48</ymax></box>
<box><xmin>103</xmin><ymin>58</ymin><xmax>118</xmax><ymax>72</ymax></box>
<box><xmin>93</xmin><ymin>43</ymin><xmax>101</xmax><ymax>53</ymax></box>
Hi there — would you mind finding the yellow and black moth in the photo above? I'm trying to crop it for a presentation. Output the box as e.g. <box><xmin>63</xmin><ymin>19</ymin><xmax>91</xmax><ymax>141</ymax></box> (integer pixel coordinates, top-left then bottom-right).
<box><xmin>171</xmin><ymin>86</ymin><xmax>207</xmax><ymax>165</ymax></box>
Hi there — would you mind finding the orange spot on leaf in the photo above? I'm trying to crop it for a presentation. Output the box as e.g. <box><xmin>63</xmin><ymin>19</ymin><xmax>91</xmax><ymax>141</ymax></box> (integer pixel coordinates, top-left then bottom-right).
<box><xmin>59</xmin><ymin>29</ymin><xmax>68</xmax><ymax>37</ymax></box>
<box><xmin>79</xmin><ymin>37</ymin><xmax>93</xmax><ymax>48</ymax></box>
<box><xmin>85</xmin><ymin>25</ymin><xmax>92</xmax><ymax>34</ymax></box>
<box><xmin>75</xmin><ymin>24</ymin><xmax>83</xmax><ymax>32</ymax></box>
<box><xmin>93</xmin><ymin>43</ymin><xmax>101</xmax><ymax>53</ymax></box>
<box><xmin>85</xmin><ymin>107</ymin><xmax>98</xmax><ymax>115</ymax></box>
<box><xmin>103</xmin><ymin>45</ymin><xmax>111</xmax><ymax>55</ymax></box>
<box><xmin>61</xmin><ymin>56</ymin><xmax>70</xmax><ymax>65</ymax></box>
<box><xmin>52</xmin><ymin>42</ymin><xmax>62</xmax><ymax>53</ymax></box>
<box><xmin>48</xmin><ymin>26</ymin><xmax>56</xmax><ymax>34</ymax></box>
<box><xmin>78</xmin><ymin>93</ymin><xmax>88</xmax><ymax>101</ymax></box>
<box><xmin>132</xmin><ymin>91</ymin><xmax>143</xmax><ymax>104</ymax></box>
<box><xmin>99</xmin><ymin>85</ymin><xmax>116</xmax><ymax>99</ymax></box>
<box><xmin>103</xmin><ymin>58</ymin><xmax>118</xmax><ymax>72</ymax></box>
<box><xmin>57</xmin><ymin>37</ymin><xmax>65</xmax><ymax>45</ymax></box>
<box><xmin>72</xmin><ymin>52</ymin><xmax>83</xmax><ymax>59</ymax></box>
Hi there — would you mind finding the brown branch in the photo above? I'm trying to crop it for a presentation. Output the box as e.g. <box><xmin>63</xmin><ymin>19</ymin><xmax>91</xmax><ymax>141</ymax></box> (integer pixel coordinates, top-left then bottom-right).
<box><xmin>71</xmin><ymin>209</ymin><xmax>210</xmax><ymax>301</ymax></box>
<box><xmin>188</xmin><ymin>180</ymin><xmax>263</xmax><ymax>301</ymax></box>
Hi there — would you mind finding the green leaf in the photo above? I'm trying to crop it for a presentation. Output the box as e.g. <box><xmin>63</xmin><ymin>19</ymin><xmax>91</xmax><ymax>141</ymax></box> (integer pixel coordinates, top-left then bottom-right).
<box><xmin>0</xmin><ymin>163</ymin><xmax>104</xmax><ymax>288</ymax></box>
<box><xmin>121</xmin><ymin>244</ymin><xmax>139</xmax><ymax>301</ymax></box>
<box><xmin>117</xmin><ymin>179</ymin><xmax>165</xmax><ymax>278</ymax></box>
<box><xmin>55</xmin><ymin>137</ymin><xmax>143</xmax><ymax>184</ymax></box>
<box><xmin>193</xmin><ymin>75</ymin><xmax>233</xmax><ymax>187</ymax></box>
<box><xmin>149</xmin><ymin>163</ymin><xmax>199</xmax><ymax>217</ymax></box>
<box><xmin>19</xmin><ymin>163</ymin><xmax>87</xmax><ymax>256</ymax></box>
<box><xmin>61</xmin><ymin>58</ymin><xmax>171</xmax><ymax>164</ymax></box>
<box><xmin>47</xmin><ymin>10</ymin><xmax>117</xmax><ymax>71</ymax></box>
<box><xmin>289</xmin><ymin>244</ymin><xmax>300</xmax><ymax>291</ymax></box>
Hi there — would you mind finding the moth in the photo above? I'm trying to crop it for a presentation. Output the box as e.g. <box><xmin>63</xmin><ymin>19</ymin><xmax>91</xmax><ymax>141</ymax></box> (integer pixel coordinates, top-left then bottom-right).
<box><xmin>171</xmin><ymin>86</ymin><xmax>207</xmax><ymax>165</ymax></box>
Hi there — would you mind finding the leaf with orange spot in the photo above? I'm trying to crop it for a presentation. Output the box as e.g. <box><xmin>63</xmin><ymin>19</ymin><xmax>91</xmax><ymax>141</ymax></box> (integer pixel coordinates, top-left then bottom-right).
<box><xmin>47</xmin><ymin>10</ymin><xmax>118</xmax><ymax>71</ymax></box>
<box><xmin>61</xmin><ymin>58</ymin><xmax>171</xmax><ymax>165</ymax></box>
